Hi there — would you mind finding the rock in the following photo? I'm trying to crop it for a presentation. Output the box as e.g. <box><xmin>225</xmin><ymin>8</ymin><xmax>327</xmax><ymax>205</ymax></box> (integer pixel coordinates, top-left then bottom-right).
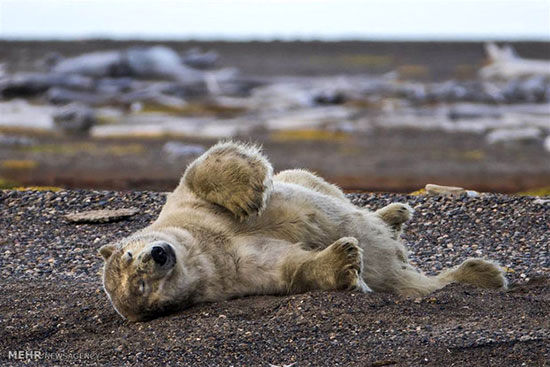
<box><xmin>181</xmin><ymin>48</ymin><xmax>219</xmax><ymax>70</ymax></box>
<box><xmin>0</xmin><ymin>100</ymin><xmax>57</xmax><ymax>129</ymax></box>
<box><xmin>48</xmin><ymin>85</ymin><xmax>187</xmax><ymax>109</ymax></box>
<box><xmin>0</xmin><ymin>134</ymin><xmax>35</xmax><ymax>147</ymax></box>
<box><xmin>425</xmin><ymin>184</ymin><xmax>465</xmax><ymax>196</ymax></box>
<box><xmin>64</xmin><ymin>208</ymin><xmax>139</xmax><ymax>223</ymax></box>
<box><xmin>95</xmin><ymin>77</ymin><xmax>138</xmax><ymax>94</ymax></box>
<box><xmin>52</xmin><ymin>46</ymin><xmax>206</xmax><ymax>84</ymax></box>
<box><xmin>48</xmin><ymin>87</ymin><xmax>112</xmax><ymax>106</ymax></box>
<box><xmin>117</xmin><ymin>89</ymin><xmax>187</xmax><ymax>109</ymax></box>
<box><xmin>313</xmin><ymin>91</ymin><xmax>346</xmax><ymax>105</ymax></box>
<box><xmin>52</xmin><ymin>50</ymin><xmax>129</xmax><ymax>77</ymax></box>
<box><xmin>93</xmin><ymin>115</ymin><xmax>250</xmax><ymax>139</ymax></box>
<box><xmin>247</xmin><ymin>77</ymin><xmax>362</xmax><ymax>111</ymax></box>
<box><xmin>250</xmin><ymin>83</ymin><xmax>313</xmax><ymax>110</ymax></box>
<box><xmin>544</xmin><ymin>136</ymin><xmax>550</xmax><ymax>153</ymax></box>
<box><xmin>392</xmin><ymin>78</ymin><xmax>550</xmax><ymax>104</ymax></box>
<box><xmin>485</xmin><ymin>127</ymin><xmax>541</xmax><ymax>145</ymax></box>
<box><xmin>448</xmin><ymin>104</ymin><xmax>502</xmax><ymax>120</ymax></box>
<box><xmin>38</xmin><ymin>52</ymin><xmax>63</xmax><ymax>71</ymax></box>
<box><xmin>126</xmin><ymin>46</ymin><xmax>205</xmax><ymax>83</ymax></box>
<box><xmin>533</xmin><ymin>198</ymin><xmax>550</xmax><ymax>205</ymax></box>
<box><xmin>162</xmin><ymin>142</ymin><xmax>206</xmax><ymax>160</ymax></box>
<box><xmin>213</xmin><ymin>77</ymin><xmax>265</xmax><ymax>97</ymax></box>
<box><xmin>502</xmin><ymin>76</ymin><xmax>550</xmax><ymax>103</ymax></box>
<box><xmin>52</xmin><ymin>103</ymin><xmax>97</xmax><ymax>136</ymax></box>
<box><xmin>427</xmin><ymin>80</ymin><xmax>470</xmax><ymax>102</ymax></box>
<box><xmin>264</xmin><ymin>106</ymin><xmax>354</xmax><ymax>130</ymax></box>
<box><xmin>0</xmin><ymin>73</ymin><xmax>94</xmax><ymax>99</ymax></box>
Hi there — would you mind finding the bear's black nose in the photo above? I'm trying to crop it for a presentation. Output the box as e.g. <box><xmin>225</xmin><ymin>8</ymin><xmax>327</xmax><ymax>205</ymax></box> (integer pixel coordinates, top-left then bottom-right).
<box><xmin>151</xmin><ymin>246</ymin><xmax>167</xmax><ymax>265</ymax></box>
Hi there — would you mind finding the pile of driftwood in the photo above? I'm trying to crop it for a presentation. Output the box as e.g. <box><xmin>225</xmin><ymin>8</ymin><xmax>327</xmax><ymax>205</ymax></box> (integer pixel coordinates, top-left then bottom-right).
<box><xmin>0</xmin><ymin>43</ymin><xmax>549</xmax><ymax>140</ymax></box>
<box><xmin>0</xmin><ymin>46</ymin><xmax>255</xmax><ymax>102</ymax></box>
<box><xmin>0</xmin><ymin>46</ymin><xmax>258</xmax><ymax>134</ymax></box>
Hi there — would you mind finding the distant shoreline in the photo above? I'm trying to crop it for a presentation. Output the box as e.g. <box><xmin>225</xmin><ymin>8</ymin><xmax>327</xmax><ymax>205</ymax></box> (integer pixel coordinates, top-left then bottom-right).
<box><xmin>2</xmin><ymin>39</ymin><xmax>548</xmax><ymax>79</ymax></box>
<box><xmin>1</xmin><ymin>38</ymin><xmax>550</xmax><ymax>43</ymax></box>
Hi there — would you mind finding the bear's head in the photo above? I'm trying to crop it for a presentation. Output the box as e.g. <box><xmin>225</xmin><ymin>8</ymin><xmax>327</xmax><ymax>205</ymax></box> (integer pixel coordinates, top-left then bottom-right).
<box><xmin>99</xmin><ymin>231</ymin><xmax>192</xmax><ymax>321</ymax></box>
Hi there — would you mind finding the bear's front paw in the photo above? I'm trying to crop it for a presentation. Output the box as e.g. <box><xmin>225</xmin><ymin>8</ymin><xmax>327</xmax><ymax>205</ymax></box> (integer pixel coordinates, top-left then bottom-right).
<box><xmin>376</xmin><ymin>203</ymin><xmax>414</xmax><ymax>225</ymax></box>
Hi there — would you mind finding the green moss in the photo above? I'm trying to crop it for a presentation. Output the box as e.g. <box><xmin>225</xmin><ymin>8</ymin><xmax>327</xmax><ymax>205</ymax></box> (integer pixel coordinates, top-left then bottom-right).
<box><xmin>13</xmin><ymin>186</ymin><xmax>64</xmax><ymax>192</ymax></box>
<box><xmin>515</xmin><ymin>186</ymin><xmax>550</xmax><ymax>197</ymax></box>
<box><xmin>0</xmin><ymin>178</ymin><xmax>19</xmax><ymax>189</ymax></box>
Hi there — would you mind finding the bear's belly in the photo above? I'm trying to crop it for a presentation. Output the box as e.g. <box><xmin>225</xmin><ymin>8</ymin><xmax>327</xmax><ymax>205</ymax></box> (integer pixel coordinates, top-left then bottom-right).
<box><xmin>236</xmin><ymin>183</ymin><xmax>355</xmax><ymax>249</ymax></box>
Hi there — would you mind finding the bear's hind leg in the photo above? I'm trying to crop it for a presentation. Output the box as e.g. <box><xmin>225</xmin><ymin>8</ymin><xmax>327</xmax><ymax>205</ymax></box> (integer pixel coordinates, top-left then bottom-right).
<box><xmin>387</xmin><ymin>258</ymin><xmax>507</xmax><ymax>298</ymax></box>
<box><xmin>283</xmin><ymin>237</ymin><xmax>371</xmax><ymax>294</ymax></box>
<box><xmin>437</xmin><ymin>258</ymin><xmax>508</xmax><ymax>289</ymax></box>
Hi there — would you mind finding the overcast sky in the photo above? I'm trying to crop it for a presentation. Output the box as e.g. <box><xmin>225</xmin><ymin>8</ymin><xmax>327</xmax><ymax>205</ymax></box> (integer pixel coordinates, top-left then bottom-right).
<box><xmin>1</xmin><ymin>0</ymin><xmax>549</xmax><ymax>40</ymax></box>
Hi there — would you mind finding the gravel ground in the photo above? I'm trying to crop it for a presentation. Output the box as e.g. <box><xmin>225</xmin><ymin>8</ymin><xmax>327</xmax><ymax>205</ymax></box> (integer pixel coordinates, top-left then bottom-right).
<box><xmin>0</xmin><ymin>190</ymin><xmax>548</xmax><ymax>366</ymax></box>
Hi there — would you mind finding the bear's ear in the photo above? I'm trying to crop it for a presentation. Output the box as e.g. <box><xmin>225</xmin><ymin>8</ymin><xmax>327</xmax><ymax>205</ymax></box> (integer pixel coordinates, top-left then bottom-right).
<box><xmin>99</xmin><ymin>244</ymin><xmax>116</xmax><ymax>260</ymax></box>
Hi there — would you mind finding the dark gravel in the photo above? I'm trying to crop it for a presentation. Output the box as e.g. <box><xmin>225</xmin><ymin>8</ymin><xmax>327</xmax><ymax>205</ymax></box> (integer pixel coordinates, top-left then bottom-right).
<box><xmin>0</xmin><ymin>190</ymin><xmax>548</xmax><ymax>366</ymax></box>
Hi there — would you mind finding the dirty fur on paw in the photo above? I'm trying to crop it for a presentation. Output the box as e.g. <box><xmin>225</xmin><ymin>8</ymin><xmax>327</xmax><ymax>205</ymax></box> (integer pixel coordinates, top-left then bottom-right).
<box><xmin>376</xmin><ymin>203</ymin><xmax>413</xmax><ymax>225</ymax></box>
<box><xmin>183</xmin><ymin>141</ymin><xmax>273</xmax><ymax>220</ymax></box>
<box><xmin>376</xmin><ymin>203</ymin><xmax>414</xmax><ymax>240</ymax></box>
<box><xmin>324</xmin><ymin>237</ymin><xmax>368</xmax><ymax>291</ymax></box>
<box><xmin>65</xmin><ymin>208</ymin><xmax>139</xmax><ymax>223</ymax></box>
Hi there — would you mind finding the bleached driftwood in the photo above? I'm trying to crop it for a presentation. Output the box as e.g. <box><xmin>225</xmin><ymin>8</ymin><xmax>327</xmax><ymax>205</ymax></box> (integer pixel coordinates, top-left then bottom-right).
<box><xmin>480</xmin><ymin>43</ymin><xmax>550</xmax><ymax>80</ymax></box>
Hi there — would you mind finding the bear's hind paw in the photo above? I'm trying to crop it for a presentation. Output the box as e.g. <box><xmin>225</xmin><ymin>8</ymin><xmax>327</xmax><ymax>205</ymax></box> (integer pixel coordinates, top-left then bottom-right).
<box><xmin>323</xmin><ymin>237</ymin><xmax>368</xmax><ymax>291</ymax></box>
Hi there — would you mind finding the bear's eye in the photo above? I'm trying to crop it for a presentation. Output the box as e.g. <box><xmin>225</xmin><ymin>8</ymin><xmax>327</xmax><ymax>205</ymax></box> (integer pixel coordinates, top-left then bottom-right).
<box><xmin>122</xmin><ymin>251</ymin><xmax>133</xmax><ymax>265</ymax></box>
<box><xmin>138</xmin><ymin>279</ymin><xmax>146</xmax><ymax>294</ymax></box>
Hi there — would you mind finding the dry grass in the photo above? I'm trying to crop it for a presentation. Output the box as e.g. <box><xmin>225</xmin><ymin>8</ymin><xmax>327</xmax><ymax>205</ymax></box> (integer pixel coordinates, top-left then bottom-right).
<box><xmin>139</xmin><ymin>102</ymin><xmax>247</xmax><ymax>118</ymax></box>
<box><xmin>1</xmin><ymin>160</ymin><xmax>38</xmax><ymax>170</ymax></box>
<box><xmin>409</xmin><ymin>188</ymin><xmax>427</xmax><ymax>195</ymax></box>
<box><xmin>13</xmin><ymin>186</ymin><xmax>64</xmax><ymax>192</ymax></box>
<box><xmin>0</xmin><ymin>127</ymin><xmax>56</xmax><ymax>137</ymax></box>
<box><xmin>454</xmin><ymin>64</ymin><xmax>477</xmax><ymax>80</ymax></box>
<box><xmin>460</xmin><ymin>150</ymin><xmax>485</xmax><ymax>161</ymax></box>
<box><xmin>22</xmin><ymin>143</ymin><xmax>145</xmax><ymax>156</ymax></box>
<box><xmin>270</xmin><ymin>129</ymin><xmax>350</xmax><ymax>142</ymax></box>
<box><xmin>338</xmin><ymin>54</ymin><xmax>393</xmax><ymax>67</ymax></box>
<box><xmin>516</xmin><ymin>186</ymin><xmax>550</xmax><ymax>197</ymax></box>
<box><xmin>397</xmin><ymin>65</ymin><xmax>430</xmax><ymax>79</ymax></box>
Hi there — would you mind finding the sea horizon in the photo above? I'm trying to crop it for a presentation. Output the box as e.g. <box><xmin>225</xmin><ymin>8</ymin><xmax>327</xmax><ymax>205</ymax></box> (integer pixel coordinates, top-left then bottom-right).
<box><xmin>1</xmin><ymin>35</ymin><xmax>549</xmax><ymax>42</ymax></box>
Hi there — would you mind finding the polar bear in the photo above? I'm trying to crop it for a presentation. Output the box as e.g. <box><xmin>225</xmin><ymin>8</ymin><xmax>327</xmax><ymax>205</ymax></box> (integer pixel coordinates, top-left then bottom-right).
<box><xmin>99</xmin><ymin>141</ymin><xmax>507</xmax><ymax>321</ymax></box>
